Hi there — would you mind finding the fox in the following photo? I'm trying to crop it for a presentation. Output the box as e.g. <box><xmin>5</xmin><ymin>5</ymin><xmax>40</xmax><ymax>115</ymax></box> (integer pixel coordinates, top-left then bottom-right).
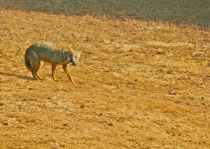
<box><xmin>24</xmin><ymin>43</ymin><xmax>81</xmax><ymax>83</ymax></box>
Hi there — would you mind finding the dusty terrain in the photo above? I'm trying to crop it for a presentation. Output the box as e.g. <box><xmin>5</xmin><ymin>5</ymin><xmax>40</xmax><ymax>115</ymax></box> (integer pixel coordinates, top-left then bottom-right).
<box><xmin>0</xmin><ymin>1</ymin><xmax>210</xmax><ymax>149</ymax></box>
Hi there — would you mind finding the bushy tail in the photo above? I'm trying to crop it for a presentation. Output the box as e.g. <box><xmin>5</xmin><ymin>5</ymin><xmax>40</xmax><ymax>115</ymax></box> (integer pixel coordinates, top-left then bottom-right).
<box><xmin>24</xmin><ymin>49</ymin><xmax>32</xmax><ymax>71</ymax></box>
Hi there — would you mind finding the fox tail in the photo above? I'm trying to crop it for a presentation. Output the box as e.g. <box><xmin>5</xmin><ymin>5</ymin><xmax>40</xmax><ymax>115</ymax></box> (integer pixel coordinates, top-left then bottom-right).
<box><xmin>24</xmin><ymin>49</ymin><xmax>33</xmax><ymax>71</ymax></box>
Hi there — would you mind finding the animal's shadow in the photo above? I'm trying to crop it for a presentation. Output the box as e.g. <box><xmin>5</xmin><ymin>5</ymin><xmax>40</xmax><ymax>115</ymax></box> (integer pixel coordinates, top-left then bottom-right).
<box><xmin>0</xmin><ymin>72</ymin><xmax>33</xmax><ymax>80</ymax></box>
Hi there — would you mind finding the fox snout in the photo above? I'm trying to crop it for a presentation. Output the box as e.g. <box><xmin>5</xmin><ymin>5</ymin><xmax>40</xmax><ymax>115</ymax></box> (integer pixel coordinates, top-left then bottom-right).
<box><xmin>69</xmin><ymin>59</ymin><xmax>76</xmax><ymax>65</ymax></box>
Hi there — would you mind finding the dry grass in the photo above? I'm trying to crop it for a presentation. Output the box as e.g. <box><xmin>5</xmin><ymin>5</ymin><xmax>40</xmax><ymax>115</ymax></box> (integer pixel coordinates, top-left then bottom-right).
<box><xmin>0</xmin><ymin>2</ymin><xmax>210</xmax><ymax>149</ymax></box>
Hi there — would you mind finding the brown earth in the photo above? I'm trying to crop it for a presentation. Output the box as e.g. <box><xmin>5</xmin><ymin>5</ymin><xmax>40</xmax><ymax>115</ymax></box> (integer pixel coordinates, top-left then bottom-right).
<box><xmin>0</xmin><ymin>0</ymin><xmax>210</xmax><ymax>27</ymax></box>
<box><xmin>0</xmin><ymin>1</ymin><xmax>210</xmax><ymax>149</ymax></box>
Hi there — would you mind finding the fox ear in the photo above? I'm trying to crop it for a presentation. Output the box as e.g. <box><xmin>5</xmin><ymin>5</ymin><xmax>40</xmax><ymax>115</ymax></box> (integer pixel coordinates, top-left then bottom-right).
<box><xmin>67</xmin><ymin>46</ymin><xmax>74</xmax><ymax>52</ymax></box>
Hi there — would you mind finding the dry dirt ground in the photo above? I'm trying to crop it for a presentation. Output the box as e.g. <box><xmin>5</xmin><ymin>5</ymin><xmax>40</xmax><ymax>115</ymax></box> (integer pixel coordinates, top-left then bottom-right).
<box><xmin>0</xmin><ymin>1</ymin><xmax>210</xmax><ymax>149</ymax></box>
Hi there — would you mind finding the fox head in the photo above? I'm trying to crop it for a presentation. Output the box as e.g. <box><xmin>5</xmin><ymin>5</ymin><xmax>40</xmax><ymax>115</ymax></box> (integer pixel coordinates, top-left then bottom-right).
<box><xmin>68</xmin><ymin>47</ymin><xmax>81</xmax><ymax>66</ymax></box>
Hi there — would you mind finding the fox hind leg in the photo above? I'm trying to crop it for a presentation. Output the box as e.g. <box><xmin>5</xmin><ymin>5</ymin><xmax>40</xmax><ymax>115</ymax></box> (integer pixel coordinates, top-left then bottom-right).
<box><xmin>62</xmin><ymin>64</ymin><xmax>75</xmax><ymax>84</ymax></box>
<box><xmin>29</xmin><ymin>54</ymin><xmax>41</xmax><ymax>80</ymax></box>
<box><xmin>35</xmin><ymin>61</ymin><xmax>43</xmax><ymax>80</ymax></box>
<box><xmin>52</xmin><ymin>63</ymin><xmax>57</xmax><ymax>81</ymax></box>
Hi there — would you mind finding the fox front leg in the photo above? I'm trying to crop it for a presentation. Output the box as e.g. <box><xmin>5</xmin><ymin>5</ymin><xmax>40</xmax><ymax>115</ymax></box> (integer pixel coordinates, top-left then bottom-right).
<box><xmin>62</xmin><ymin>64</ymin><xmax>75</xmax><ymax>84</ymax></box>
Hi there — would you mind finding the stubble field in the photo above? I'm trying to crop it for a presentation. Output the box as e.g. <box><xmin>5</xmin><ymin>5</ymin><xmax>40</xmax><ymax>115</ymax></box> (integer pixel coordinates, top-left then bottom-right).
<box><xmin>0</xmin><ymin>1</ymin><xmax>210</xmax><ymax>149</ymax></box>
